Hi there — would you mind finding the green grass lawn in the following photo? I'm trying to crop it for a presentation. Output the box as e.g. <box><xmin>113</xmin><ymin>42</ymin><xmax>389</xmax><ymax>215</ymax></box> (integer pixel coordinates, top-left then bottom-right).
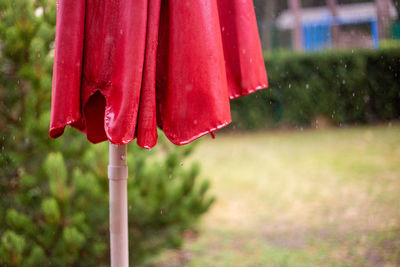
<box><xmin>155</xmin><ymin>125</ymin><xmax>400</xmax><ymax>267</ymax></box>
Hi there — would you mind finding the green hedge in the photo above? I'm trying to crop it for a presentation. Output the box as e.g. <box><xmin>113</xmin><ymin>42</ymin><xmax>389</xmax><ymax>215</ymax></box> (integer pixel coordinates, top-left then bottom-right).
<box><xmin>229</xmin><ymin>47</ymin><xmax>400</xmax><ymax>130</ymax></box>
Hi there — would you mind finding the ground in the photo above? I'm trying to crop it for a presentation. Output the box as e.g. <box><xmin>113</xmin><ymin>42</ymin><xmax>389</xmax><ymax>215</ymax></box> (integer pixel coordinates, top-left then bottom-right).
<box><xmin>153</xmin><ymin>124</ymin><xmax>400</xmax><ymax>267</ymax></box>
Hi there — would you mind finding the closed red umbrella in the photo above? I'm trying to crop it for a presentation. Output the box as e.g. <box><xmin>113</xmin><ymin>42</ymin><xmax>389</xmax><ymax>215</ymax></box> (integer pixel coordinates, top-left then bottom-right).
<box><xmin>50</xmin><ymin>0</ymin><xmax>267</xmax><ymax>266</ymax></box>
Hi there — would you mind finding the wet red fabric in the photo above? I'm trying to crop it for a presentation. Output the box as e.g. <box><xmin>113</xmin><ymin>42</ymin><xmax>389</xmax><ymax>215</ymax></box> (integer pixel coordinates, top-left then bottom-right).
<box><xmin>50</xmin><ymin>0</ymin><xmax>268</xmax><ymax>149</ymax></box>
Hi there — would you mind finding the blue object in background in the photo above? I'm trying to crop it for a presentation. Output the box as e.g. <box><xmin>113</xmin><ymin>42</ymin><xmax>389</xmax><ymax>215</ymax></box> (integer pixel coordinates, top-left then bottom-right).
<box><xmin>302</xmin><ymin>22</ymin><xmax>331</xmax><ymax>52</ymax></box>
<box><xmin>301</xmin><ymin>15</ymin><xmax>380</xmax><ymax>52</ymax></box>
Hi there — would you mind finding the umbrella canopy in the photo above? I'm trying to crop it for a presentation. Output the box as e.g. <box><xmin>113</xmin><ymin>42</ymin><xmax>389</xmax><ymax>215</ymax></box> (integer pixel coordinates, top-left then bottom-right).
<box><xmin>49</xmin><ymin>0</ymin><xmax>268</xmax><ymax>149</ymax></box>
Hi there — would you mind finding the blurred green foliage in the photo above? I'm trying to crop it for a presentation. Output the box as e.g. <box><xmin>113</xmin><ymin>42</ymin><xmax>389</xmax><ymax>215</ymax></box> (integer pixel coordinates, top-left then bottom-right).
<box><xmin>230</xmin><ymin>47</ymin><xmax>400</xmax><ymax>130</ymax></box>
<box><xmin>0</xmin><ymin>0</ymin><xmax>214</xmax><ymax>266</ymax></box>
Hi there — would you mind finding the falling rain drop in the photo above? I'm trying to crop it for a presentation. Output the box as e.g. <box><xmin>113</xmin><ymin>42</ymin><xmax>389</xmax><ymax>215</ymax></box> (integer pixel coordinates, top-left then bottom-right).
<box><xmin>35</xmin><ymin>7</ymin><xmax>44</xmax><ymax>17</ymax></box>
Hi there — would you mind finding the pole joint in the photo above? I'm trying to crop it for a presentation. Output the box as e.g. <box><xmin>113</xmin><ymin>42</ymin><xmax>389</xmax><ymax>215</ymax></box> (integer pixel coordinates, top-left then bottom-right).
<box><xmin>108</xmin><ymin>165</ymin><xmax>128</xmax><ymax>180</ymax></box>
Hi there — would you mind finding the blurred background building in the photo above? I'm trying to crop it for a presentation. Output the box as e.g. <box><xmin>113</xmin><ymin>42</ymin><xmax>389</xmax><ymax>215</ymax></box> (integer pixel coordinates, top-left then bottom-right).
<box><xmin>254</xmin><ymin>0</ymin><xmax>400</xmax><ymax>52</ymax></box>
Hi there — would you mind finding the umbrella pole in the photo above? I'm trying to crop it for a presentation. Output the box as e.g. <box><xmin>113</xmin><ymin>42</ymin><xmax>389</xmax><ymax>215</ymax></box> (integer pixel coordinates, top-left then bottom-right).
<box><xmin>108</xmin><ymin>142</ymin><xmax>129</xmax><ymax>267</ymax></box>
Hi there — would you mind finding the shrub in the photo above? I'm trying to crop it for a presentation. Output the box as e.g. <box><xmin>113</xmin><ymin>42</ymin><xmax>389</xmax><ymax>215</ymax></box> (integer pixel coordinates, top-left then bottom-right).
<box><xmin>0</xmin><ymin>0</ymin><xmax>214</xmax><ymax>265</ymax></box>
<box><xmin>1</xmin><ymin>140</ymin><xmax>214</xmax><ymax>266</ymax></box>
<box><xmin>230</xmin><ymin>48</ymin><xmax>400</xmax><ymax>130</ymax></box>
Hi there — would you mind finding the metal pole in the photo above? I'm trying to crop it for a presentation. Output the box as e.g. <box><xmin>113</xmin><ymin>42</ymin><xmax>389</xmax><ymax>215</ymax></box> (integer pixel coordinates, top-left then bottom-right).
<box><xmin>108</xmin><ymin>143</ymin><xmax>129</xmax><ymax>267</ymax></box>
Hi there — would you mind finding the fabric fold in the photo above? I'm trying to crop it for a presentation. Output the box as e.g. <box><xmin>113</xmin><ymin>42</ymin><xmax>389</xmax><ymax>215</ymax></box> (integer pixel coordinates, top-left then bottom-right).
<box><xmin>49</xmin><ymin>0</ymin><xmax>268</xmax><ymax>149</ymax></box>
<box><xmin>155</xmin><ymin>0</ymin><xmax>232</xmax><ymax>145</ymax></box>
<box><xmin>49</xmin><ymin>0</ymin><xmax>86</xmax><ymax>138</ymax></box>
<box><xmin>136</xmin><ymin>0</ymin><xmax>162</xmax><ymax>149</ymax></box>
<box><xmin>217</xmin><ymin>0</ymin><xmax>268</xmax><ymax>99</ymax></box>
